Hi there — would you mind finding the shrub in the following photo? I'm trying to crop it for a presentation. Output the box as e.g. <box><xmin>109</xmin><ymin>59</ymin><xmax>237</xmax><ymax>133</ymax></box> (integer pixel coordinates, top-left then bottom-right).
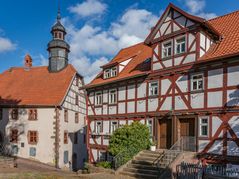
<box><xmin>109</xmin><ymin>121</ymin><xmax>151</xmax><ymax>156</ymax></box>
<box><xmin>96</xmin><ymin>161</ymin><xmax>112</xmax><ymax>169</ymax></box>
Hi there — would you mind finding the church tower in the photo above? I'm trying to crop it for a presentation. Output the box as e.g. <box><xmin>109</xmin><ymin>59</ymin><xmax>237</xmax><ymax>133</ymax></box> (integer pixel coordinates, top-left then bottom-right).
<box><xmin>47</xmin><ymin>7</ymin><xmax>70</xmax><ymax>72</ymax></box>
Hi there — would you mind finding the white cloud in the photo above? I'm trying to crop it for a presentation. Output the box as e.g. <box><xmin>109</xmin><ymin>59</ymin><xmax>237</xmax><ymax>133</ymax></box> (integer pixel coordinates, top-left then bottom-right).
<box><xmin>184</xmin><ymin>0</ymin><xmax>217</xmax><ymax>19</ymax></box>
<box><xmin>68</xmin><ymin>0</ymin><xmax>107</xmax><ymax>18</ymax></box>
<box><xmin>39</xmin><ymin>54</ymin><xmax>48</xmax><ymax>66</ymax></box>
<box><xmin>0</xmin><ymin>37</ymin><xmax>16</xmax><ymax>53</ymax></box>
<box><xmin>64</xmin><ymin>7</ymin><xmax>158</xmax><ymax>83</ymax></box>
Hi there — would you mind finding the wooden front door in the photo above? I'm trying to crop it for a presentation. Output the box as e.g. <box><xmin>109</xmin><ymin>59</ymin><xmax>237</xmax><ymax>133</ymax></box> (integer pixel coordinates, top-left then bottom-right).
<box><xmin>159</xmin><ymin>118</ymin><xmax>172</xmax><ymax>149</ymax></box>
<box><xmin>180</xmin><ymin>118</ymin><xmax>195</xmax><ymax>137</ymax></box>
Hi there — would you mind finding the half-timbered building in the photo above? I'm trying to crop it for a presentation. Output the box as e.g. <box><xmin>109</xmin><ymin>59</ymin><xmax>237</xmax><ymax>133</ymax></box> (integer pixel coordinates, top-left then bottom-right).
<box><xmin>0</xmin><ymin>11</ymin><xmax>87</xmax><ymax>170</ymax></box>
<box><xmin>86</xmin><ymin>3</ymin><xmax>239</xmax><ymax>165</ymax></box>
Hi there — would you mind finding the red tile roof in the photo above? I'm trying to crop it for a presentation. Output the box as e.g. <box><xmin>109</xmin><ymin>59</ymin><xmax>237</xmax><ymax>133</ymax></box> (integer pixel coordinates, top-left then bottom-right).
<box><xmin>200</xmin><ymin>10</ymin><xmax>239</xmax><ymax>61</ymax></box>
<box><xmin>86</xmin><ymin>43</ymin><xmax>152</xmax><ymax>88</ymax></box>
<box><xmin>0</xmin><ymin>65</ymin><xmax>78</xmax><ymax>106</ymax></box>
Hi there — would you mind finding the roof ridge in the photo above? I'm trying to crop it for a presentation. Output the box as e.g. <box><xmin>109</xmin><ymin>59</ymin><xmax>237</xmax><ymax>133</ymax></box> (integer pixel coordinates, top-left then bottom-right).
<box><xmin>208</xmin><ymin>9</ymin><xmax>239</xmax><ymax>22</ymax></box>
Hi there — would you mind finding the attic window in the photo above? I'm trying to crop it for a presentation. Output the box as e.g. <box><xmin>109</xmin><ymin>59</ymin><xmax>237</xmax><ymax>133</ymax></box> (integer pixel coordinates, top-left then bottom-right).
<box><xmin>104</xmin><ymin>67</ymin><xmax>118</xmax><ymax>79</ymax></box>
<box><xmin>111</xmin><ymin>67</ymin><xmax>117</xmax><ymax>77</ymax></box>
<box><xmin>175</xmin><ymin>36</ymin><xmax>186</xmax><ymax>54</ymax></box>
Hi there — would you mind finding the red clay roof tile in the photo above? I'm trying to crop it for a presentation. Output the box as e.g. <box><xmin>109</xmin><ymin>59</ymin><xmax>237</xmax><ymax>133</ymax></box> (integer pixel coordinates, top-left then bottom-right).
<box><xmin>0</xmin><ymin>64</ymin><xmax>77</xmax><ymax>106</ymax></box>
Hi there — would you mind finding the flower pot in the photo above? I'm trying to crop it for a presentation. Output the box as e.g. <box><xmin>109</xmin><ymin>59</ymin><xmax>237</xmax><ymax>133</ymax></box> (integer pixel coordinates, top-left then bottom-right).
<box><xmin>150</xmin><ymin>145</ymin><xmax>156</xmax><ymax>151</ymax></box>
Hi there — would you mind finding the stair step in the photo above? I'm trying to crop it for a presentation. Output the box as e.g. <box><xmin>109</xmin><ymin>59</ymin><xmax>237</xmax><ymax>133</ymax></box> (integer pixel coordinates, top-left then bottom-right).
<box><xmin>131</xmin><ymin>159</ymin><xmax>154</xmax><ymax>165</ymax></box>
<box><xmin>120</xmin><ymin>171</ymin><xmax>158</xmax><ymax>179</ymax></box>
<box><xmin>135</xmin><ymin>156</ymin><xmax>159</xmax><ymax>162</ymax></box>
<box><xmin>139</xmin><ymin>152</ymin><xmax>163</xmax><ymax>158</ymax></box>
<box><xmin>128</xmin><ymin>163</ymin><xmax>158</xmax><ymax>171</ymax></box>
<box><xmin>142</xmin><ymin>150</ymin><xmax>163</xmax><ymax>155</ymax></box>
<box><xmin>123</xmin><ymin>167</ymin><xmax>160</xmax><ymax>175</ymax></box>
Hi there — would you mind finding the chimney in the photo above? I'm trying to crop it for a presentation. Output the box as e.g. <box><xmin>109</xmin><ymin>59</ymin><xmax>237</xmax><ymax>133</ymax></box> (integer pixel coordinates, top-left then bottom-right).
<box><xmin>24</xmin><ymin>54</ymin><xmax>32</xmax><ymax>68</ymax></box>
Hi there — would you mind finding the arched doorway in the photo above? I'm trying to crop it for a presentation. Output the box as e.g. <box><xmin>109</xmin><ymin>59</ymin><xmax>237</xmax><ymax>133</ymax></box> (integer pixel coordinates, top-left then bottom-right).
<box><xmin>72</xmin><ymin>153</ymin><xmax>77</xmax><ymax>171</ymax></box>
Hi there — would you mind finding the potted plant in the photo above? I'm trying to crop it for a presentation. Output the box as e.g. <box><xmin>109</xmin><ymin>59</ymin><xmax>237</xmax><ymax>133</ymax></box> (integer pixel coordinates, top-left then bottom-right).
<box><xmin>150</xmin><ymin>141</ymin><xmax>156</xmax><ymax>151</ymax></box>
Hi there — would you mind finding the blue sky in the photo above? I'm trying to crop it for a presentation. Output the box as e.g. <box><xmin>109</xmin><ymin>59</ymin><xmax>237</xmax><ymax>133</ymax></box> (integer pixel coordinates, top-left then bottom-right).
<box><xmin>0</xmin><ymin>0</ymin><xmax>239</xmax><ymax>82</ymax></box>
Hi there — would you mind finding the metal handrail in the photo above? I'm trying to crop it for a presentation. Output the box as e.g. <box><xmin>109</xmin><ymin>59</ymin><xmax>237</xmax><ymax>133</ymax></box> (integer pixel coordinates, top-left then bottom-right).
<box><xmin>113</xmin><ymin>147</ymin><xmax>140</xmax><ymax>170</ymax></box>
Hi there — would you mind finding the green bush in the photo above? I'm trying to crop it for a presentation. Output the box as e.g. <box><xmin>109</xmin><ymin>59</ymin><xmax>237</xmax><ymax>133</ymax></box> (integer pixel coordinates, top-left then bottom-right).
<box><xmin>96</xmin><ymin>161</ymin><xmax>112</xmax><ymax>169</ymax></box>
<box><xmin>109</xmin><ymin>121</ymin><xmax>151</xmax><ymax>156</ymax></box>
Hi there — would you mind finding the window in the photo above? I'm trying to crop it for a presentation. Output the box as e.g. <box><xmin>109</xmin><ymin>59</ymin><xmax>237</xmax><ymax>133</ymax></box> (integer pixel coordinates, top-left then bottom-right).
<box><xmin>109</xmin><ymin>89</ymin><xmax>117</xmax><ymax>104</ymax></box>
<box><xmin>146</xmin><ymin>119</ymin><xmax>153</xmax><ymax>136</ymax></box>
<box><xmin>75</xmin><ymin>113</ymin><xmax>79</xmax><ymax>123</ymax></box>
<box><xmin>11</xmin><ymin>109</ymin><xmax>18</xmax><ymax>120</ymax></box>
<box><xmin>75</xmin><ymin>95</ymin><xmax>79</xmax><ymax>105</ymax></box>
<box><xmin>110</xmin><ymin>121</ymin><xmax>119</xmax><ymax>133</ymax></box>
<box><xmin>29</xmin><ymin>147</ymin><xmax>36</xmax><ymax>157</ymax></box>
<box><xmin>64</xmin><ymin>131</ymin><xmax>68</xmax><ymax>144</ymax></box>
<box><xmin>10</xmin><ymin>129</ymin><xmax>18</xmax><ymax>143</ymax></box>
<box><xmin>104</xmin><ymin>69</ymin><xmax>111</xmax><ymax>79</ymax></box>
<box><xmin>175</xmin><ymin>36</ymin><xmax>186</xmax><ymax>54</ymax></box>
<box><xmin>99</xmin><ymin>151</ymin><xmax>106</xmax><ymax>162</ymax></box>
<box><xmin>111</xmin><ymin>67</ymin><xmax>117</xmax><ymax>77</ymax></box>
<box><xmin>149</xmin><ymin>81</ymin><xmax>158</xmax><ymax>96</ymax></box>
<box><xmin>64</xmin><ymin>151</ymin><xmax>69</xmax><ymax>164</ymax></box>
<box><xmin>191</xmin><ymin>74</ymin><xmax>204</xmax><ymax>91</ymax></box>
<box><xmin>0</xmin><ymin>108</ymin><xmax>2</xmax><ymax>120</ymax></box>
<box><xmin>28</xmin><ymin>109</ymin><xmax>37</xmax><ymax>121</ymax></box>
<box><xmin>11</xmin><ymin>145</ymin><xmax>18</xmax><ymax>155</ymax></box>
<box><xmin>95</xmin><ymin>92</ymin><xmax>103</xmax><ymax>105</ymax></box>
<box><xmin>64</xmin><ymin>110</ymin><xmax>68</xmax><ymax>122</ymax></box>
<box><xmin>199</xmin><ymin>117</ymin><xmax>209</xmax><ymax>137</ymax></box>
<box><xmin>96</xmin><ymin>121</ymin><xmax>103</xmax><ymax>134</ymax></box>
<box><xmin>28</xmin><ymin>131</ymin><xmax>38</xmax><ymax>144</ymax></box>
<box><xmin>162</xmin><ymin>41</ymin><xmax>172</xmax><ymax>58</ymax></box>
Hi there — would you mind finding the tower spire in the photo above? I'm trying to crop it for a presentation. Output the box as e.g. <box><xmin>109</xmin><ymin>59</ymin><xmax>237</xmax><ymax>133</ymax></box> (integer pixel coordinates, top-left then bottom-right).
<box><xmin>57</xmin><ymin>0</ymin><xmax>61</xmax><ymax>21</ymax></box>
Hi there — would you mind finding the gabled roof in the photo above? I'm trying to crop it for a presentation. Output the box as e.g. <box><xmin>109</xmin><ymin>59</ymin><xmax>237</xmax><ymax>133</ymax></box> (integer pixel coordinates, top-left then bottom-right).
<box><xmin>86</xmin><ymin>43</ymin><xmax>152</xmax><ymax>88</ymax></box>
<box><xmin>145</xmin><ymin>3</ymin><xmax>221</xmax><ymax>44</ymax></box>
<box><xmin>200</xmin><ymin>10</ymin><xmax>239</xmax><ymax>61</ymax></box>
<box><xmin>0</xmin><ymin>64</ymin><xmax>79</xmax><ymax>107</ymax></box>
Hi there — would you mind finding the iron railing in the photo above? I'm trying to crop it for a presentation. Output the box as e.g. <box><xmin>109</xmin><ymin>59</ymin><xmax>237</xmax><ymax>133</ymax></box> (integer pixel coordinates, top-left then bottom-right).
<box><xmin>176</xmin><ymin>162</ymin><xmax>239</xmax><ymax>179</ymax></box>
<box><xmin>113</xmin><ymin>147</ymin><xmax>140</xmax><ymax>170</ymax></box>
<box><xmin>170</xmin><ymin>136</ymin><xmax>197</xmax><ymax>152</ymax></box>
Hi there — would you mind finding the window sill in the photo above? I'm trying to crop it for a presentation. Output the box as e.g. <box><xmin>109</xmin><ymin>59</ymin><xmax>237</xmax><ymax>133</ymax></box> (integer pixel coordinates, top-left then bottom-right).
<box><xmin>108</xmin><ymin>103</ymin><xmax>117</xmax><ymax>106</ymax></box>
<box><xmin>148</xmin><ymin>95</ymin><xmax>158</xmax><ymax>98</ymax></box>
<box><xmin>190</xmin><ymin>89</ymin><xmax>204</xmax><ymax>94</ymax></box>
<box><xmin>174</xmin><ymin>52</ymin><xmax>186</xmax><ymax>58</ymax></box>
<box><xmin>28</xmin><ymin>142</ymin><xmax>37</xmax><ymax>145</ymax></box>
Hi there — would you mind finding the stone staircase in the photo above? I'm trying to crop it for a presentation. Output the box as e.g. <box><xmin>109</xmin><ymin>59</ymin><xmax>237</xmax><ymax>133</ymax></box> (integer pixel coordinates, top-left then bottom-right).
<box><xmin>118</xmin><ymin>150</ymin><xmax>163</xmax><ymax>179</ymax></box>
<box><xmin>118</xmin><ymin>149</ymin><xmax>181</xmax><ymax>179</ymax></box>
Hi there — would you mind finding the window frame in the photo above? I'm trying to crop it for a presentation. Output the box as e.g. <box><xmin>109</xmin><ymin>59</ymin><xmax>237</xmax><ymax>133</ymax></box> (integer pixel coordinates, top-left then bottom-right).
<box><xmin>199</xmin><ymin>116</ymin><xmax>209</xmax><ymax>137</ymax></box>
<box><xmin>191</xmin><ymin>73</ymin><xmax>204</xmax><ymax>92</ymax></box>
<box><xmin>109</xmin><ymin>89</ymin><xmax>117</xmax><ymax>104</ymax></box>
<box><xmin>162</xmin><ymin>40</ymin><xmax>173</xmax><ymax>59</ymax></box>
<box><xmin>146</xmin><ymin>119</ymin><xmax>153</xmax><ymax>137</ymax></box>
<box><xmin>64</xmin><ymin>131</ymin><xmax>68</xmax><ymax>144</ymax></box>
<box><xmin>175</xmin><ymin>35</ymin><xmax>186</xmax><ymax>55</ymax></box>
<box><xmin>95</xmin><ymin>121</ymin><xmax>103</xmax><ymax>134</ymax></box>
<box><xmin>95</xmin><ymin>91</ymin><xmax>103</xmax><ymax>106</ymax></box>
<box><xmin>104</xmin><ymin>69</ymin><xmax>111</xmax><ymax>79</ymax></box>
<box><xmin>28</xmin><ymin>131</ymin><xmax>38</xmax><ymax>145</ymax></box>
<box><xmin>28</xmin><ymin>109</ymin><xmax>37</xmax><ymax>121</ymax></box>
<box><xmin>64</xmin><ymin>109</ymin><xmax>68</xmax><ymax>122</ymax></box>
<box><xmin>75</xmin><ymin>112</ymin><xmax>79</xmax><ymax>123</ymax></box>
<box><xmin>110</xmin><ymin>121</ymin><xmax>119</xmax><ymax>134</ymax></box>
<box><xmin>75</xmin><ymin>95</ymin><xmax>79</xmax><ymax>105</ymax></box>
<box><xmin>111</xmin><ymin>67</ymin><xmax>117</xmax><ymax>77</ymax></box>
<box><xmin>10</xmin><ymin>129</ymin><xmax>18</xmax><ymax>143</ymax></box>
<box><xmin>148</xmin><ymin>81</ymin><xmax>159</xmax><ymax>96</ymax></box>
<box><xmin>11</xmin><ymin>109</ymin><xmax>18</xmax><ymax>120</ymax></box>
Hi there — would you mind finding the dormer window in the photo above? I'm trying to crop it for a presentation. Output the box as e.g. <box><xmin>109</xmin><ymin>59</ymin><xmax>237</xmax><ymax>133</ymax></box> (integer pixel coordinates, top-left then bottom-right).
<box><xmin>104</xmin><ymin>69</ymin><xmax>111</xmax><ymax>79</ymax></box>
<box><xmin>111</xmin><ymin>67</ymin><xmax>117</xmax><ymax>77</ymax></box>
<box><xmin>104</xmin><ymin>67</ymin><xmax>118</xmax><ymax>79</ymax></box>
<box><xmin>175</xmin><ymin>36</ymin><xmax>186</xmax><ymax>54</ymax></box>
<box><xmin>162</xmin><ymin>41</ymin><xmax>172</xmax><ymax>58</ymax></box>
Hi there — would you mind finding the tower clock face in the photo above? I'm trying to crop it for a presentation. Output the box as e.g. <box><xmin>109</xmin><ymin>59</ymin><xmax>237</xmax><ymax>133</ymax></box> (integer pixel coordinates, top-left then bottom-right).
<box><xmin>58</xmin><ymin>49</ymin><xmax>65</xmax><ymax>57</ymax></box>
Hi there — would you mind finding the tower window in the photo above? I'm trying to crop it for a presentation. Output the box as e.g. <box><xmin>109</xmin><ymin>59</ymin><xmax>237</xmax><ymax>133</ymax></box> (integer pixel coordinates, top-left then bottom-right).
<box><xmin>59</xmin><ymin>32</ymin><xmax>62</xmax><ymax>39</ymax></box>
